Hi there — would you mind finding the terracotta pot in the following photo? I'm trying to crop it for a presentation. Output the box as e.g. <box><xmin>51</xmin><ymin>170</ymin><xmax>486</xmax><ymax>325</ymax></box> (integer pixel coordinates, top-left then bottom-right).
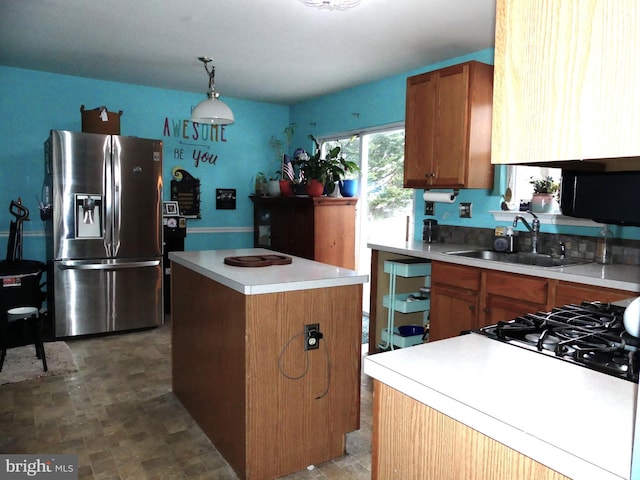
<box><xmin>530</xmin><ymin>193</ymin><xmax>556</xmax><ymax>213</ymax></box>
<box><xmin>306</xmin><ymin>179</ymin><xmax>325</xmax><ymax>197</ymax></box>
<box><xmin>279</xmin><ymin>180</ymin><xmax>294</xmax><ymax>196</ymax></box>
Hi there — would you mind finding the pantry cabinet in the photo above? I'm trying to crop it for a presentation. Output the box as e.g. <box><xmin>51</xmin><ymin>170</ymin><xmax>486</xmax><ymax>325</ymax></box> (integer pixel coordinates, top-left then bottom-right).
<box><xmin>250</xmin><ymin>196</ymin><xmax>356</xmax><ymax>270</ymax></box>
<box><xmin>404</xmin><ymin>61</ymin><xmax>494</xmax><ymax>188</ymax></box>
<box><xmin>492</xmin><ymin>0</ymin><xmax>640</xmax><ymax>166</ymax></box>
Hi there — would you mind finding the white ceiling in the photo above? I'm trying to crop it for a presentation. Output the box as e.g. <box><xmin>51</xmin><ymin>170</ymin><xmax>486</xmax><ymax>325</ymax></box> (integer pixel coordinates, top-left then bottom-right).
<box><xmin>0</xmin><ymin>0</ymin><xmax>496</xmax><ymax>105</ymax></box>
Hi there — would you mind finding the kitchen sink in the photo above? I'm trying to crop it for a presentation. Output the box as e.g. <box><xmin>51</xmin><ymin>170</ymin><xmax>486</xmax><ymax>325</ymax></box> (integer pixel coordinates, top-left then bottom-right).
<box><xmin>445</xmin><ymin>250</ymin><xmax>590</xmax><ymax>268</ymax></box>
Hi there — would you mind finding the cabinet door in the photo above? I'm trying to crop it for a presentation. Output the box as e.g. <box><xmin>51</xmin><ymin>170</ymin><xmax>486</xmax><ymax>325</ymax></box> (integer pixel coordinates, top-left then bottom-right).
<box><xmin>429</xmin><ymin>284</ymin><xmax>479</xmax><ymax>342</ymax></box>
<box><xmin>492</xmin><ymin>0</ymin><xmax>640</xmax><ymax>164</ymax></box>
<box><xmin>483</xmin><ymin>295</ymin><xmax>545</xmax><ymax>328</ymax></box>
<box><xmin>432</xmin><ymin>64</ymin><xmax>469</xmax><ymax>187</ymax></box>
<box><xmin>404</xmin><ymin>61</ymin><xmax>494</xmax><ymax>188</ymax></box>
<box><xmin>404</xmin><ymin>71</ymin><xmax>436</xmax><ymax>188</ymax></box>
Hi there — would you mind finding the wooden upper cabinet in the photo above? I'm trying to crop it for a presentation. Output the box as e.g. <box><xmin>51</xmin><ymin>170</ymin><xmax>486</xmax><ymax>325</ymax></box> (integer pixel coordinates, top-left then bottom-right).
<box><xmin>404</xmin><ymin>61</ymin><xmax>494</xmax><ymax>189</ymax></box>
<box><xmin>492</xmin><ymin>0</ymin><xmax>640</xmax><ymax>165</ymax></box>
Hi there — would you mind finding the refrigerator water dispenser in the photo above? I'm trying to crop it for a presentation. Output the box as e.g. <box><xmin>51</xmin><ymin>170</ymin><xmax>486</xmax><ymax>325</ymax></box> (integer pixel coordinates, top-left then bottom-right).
<box><xmin>75</xmin><ymin>194</ymin><xmax>103</xmax><ymax>238</ymax></box>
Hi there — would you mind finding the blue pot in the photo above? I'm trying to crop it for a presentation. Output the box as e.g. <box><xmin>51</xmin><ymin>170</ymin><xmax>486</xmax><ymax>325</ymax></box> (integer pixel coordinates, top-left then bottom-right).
<box><xmin>339</xmin><ymin>179</ymin><xmax>358</xmax><ymax>197</ymax></box>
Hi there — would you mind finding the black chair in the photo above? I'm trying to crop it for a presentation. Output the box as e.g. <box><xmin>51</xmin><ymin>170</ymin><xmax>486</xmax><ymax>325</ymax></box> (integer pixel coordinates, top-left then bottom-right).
<box><xmin>0</xmin><ymin>260</ymin><xmax>47</xmax><ymax>372</ymax></box>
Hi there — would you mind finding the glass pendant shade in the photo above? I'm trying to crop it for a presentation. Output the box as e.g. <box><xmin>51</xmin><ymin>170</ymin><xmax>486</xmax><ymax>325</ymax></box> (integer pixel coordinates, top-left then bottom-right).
<box><xmin>191</xmin><ymin>95</ymin><xmax>235</xmax><ymax>125</ymax></box>
<box><xmin>190</xmin><ymin>56</ymin><xmax>234</xmax><ymax>125</ymax></box>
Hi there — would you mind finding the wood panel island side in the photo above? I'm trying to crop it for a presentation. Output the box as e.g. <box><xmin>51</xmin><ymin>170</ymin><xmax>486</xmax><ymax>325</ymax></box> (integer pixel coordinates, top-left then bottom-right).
<box><xmin>168</xmin><ymin>249</ymin><xmax>368</xmax><ymax>480</ymax></box>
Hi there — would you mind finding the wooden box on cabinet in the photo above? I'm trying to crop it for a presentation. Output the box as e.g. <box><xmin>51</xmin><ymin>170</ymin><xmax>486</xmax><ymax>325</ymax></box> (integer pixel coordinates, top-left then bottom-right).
<box><xmin>250</xmin><ymin>196</ymin><xmax>357</xmax><ymax>270</ymax></box>
<box><xmin>404</xmin><ymin>60</ymin><xmax>494</xmax><ymax>189</ymax></box>
<box><xmin>492</xmin><ymin>0</ymin><xmax>640</xmax><ymax>166</ymax></box>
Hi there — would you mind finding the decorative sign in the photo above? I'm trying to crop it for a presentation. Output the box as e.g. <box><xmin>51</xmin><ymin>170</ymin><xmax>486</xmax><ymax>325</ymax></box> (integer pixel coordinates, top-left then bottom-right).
<box><xmin>162</xmin><ymin>116</ymin><xmax>229</xmax><ymax>170</ymax></box>
<box><xmin>216</xmin><ymin>189</ymin><xmax>237</xmax><ymax>210</ymax></box>
<box><xmin>170</xmin><ymin>167</ymin><xmax>201</xmax><ymax>218</ymax></box>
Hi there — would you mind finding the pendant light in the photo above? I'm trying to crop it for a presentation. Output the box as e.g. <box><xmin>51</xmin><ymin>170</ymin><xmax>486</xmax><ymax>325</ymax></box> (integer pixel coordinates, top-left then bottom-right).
<box><xmin>190</xmin><ymin>57</ymin><xmax>235</xmax><ymax>125</ymax></box>
<box><xmin>299</xmin><ymin>0</ymin><xmax>361</xmax><ymax>10</ymax></box>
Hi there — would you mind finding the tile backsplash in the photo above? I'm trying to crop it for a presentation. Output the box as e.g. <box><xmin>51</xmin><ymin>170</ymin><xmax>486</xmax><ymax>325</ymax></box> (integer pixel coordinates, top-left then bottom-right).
<box><xmin>435</xmin><ymin>225</ymin><xmax>640</xmax><ymax>266</ymax></box>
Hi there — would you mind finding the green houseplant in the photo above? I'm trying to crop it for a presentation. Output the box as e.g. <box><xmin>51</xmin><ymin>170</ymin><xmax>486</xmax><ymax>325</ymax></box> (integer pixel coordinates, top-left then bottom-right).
<box><xmin>294</xmin><ymin>135</ymin><xmax>360</xmax><ymax>196</ymax></box>
<box><xmin>529</xmin><ymin>176</ymin><xmax>559</xmax><ymax>213</ymax></box>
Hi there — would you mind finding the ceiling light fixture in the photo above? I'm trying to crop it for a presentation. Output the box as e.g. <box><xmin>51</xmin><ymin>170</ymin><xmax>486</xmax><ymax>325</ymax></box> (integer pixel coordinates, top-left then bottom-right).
<box><xmin>299</xmin><ymin>0</ymin><xmax>362</xmax><ymax>11</ymax></box>
<box><xmin>190</xmin><ymin>57</ymin><xmax>235</xmax><ymax>125</ymax></box>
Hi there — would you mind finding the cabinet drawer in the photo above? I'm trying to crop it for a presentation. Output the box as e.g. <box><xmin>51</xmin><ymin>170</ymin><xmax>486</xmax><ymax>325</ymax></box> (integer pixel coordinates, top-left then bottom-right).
<box><xmin>432</xmin><ymin>261</ymin><xmax>481</xmax><ymax>291</ymax></box>
<box><xmin>485</xmin><ymin>271</ymin><xmax>548</xmax><ymax>305</ymax></box>
<box><xmin>554</xmin><ymin>281</ymin><xmax>634</xmax><ymax>307</ymax></box>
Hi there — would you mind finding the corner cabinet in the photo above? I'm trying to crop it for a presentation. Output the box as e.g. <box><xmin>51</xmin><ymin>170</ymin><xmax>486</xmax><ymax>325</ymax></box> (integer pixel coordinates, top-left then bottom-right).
<box><xmin>492</xmin><ymin>0</ymin><xmax>640</xmax><ymax>165</ymax></box>
<box><xmin>404</xmin><ymin>60</ymin><xmax>494</xmax><ymax>189</ymax></box>
<box><xmin>250</xmin><ymin>196</ymin><xmax>357</xmax><ymax>270</ymax></box>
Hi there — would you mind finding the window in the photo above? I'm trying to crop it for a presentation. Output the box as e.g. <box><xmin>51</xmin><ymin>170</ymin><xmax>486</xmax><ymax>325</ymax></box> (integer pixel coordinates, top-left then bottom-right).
<box><xmin>320</xmin><ymin>126</ymin><xmax>410</xmax><ymax>316</ymax></box>
<box><xmin>506</xmin><ymin>165</ymin><xmax>562</xmax><ymax>212</ymax></box>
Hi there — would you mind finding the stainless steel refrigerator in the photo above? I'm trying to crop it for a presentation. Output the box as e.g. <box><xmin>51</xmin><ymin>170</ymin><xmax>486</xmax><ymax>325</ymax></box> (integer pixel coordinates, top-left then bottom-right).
<box><xmin>44</xmin><ymin>130</ymin><xmax>163</xmax><ymax>337</ymax></box>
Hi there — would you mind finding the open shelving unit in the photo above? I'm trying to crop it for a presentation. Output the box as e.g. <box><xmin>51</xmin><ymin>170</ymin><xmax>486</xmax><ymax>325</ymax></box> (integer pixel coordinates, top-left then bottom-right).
<box><xmin>379</xmin><ymin>258</ymin><xmax>431</xmax><ymax>350</ymax></box>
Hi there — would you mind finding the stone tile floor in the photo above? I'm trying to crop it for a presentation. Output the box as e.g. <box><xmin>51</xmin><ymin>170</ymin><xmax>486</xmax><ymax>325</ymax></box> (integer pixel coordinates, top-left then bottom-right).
<box><xmin>0</xmin><ymin>322</ymin><xmax>373</xmax><ymax>479</ymax></box>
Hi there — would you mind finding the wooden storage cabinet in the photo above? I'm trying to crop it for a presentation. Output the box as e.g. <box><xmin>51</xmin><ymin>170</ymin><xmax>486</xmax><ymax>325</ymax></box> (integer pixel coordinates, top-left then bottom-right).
<box><xmin>492</xmin><ymin>0</ymin><xmax>640</xmax><ymax>165</ymax></box>
<box><xmin>551</xmin><ymin>280</ymin><xmax>634</xmax><ymax>307</ymax></box>
<box><xmin>429</xmin><ymin>262</ymin><xmax>481</xmax><ymax>342</ymax></box>
<box><xmin>404</xmin><ymin>60</ymin><xmax>494</xmax><ymax>189</ymax></box>
<box><xmin>430</xmin><ymin>263</ymin><xmax>550</xmax><ymax>341</ymax></box>
<box><xmin>251</xmin><ymin>196</ymin><xmax>356</xmax><ymax>270</ymax></box>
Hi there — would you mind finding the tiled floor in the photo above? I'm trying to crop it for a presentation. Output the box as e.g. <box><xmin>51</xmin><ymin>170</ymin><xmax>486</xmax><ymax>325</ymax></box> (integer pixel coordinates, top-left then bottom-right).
<box><xmin>0</xmin><ymin>321</ymin><xmax>373</xmax><ymax>479</ymax></box>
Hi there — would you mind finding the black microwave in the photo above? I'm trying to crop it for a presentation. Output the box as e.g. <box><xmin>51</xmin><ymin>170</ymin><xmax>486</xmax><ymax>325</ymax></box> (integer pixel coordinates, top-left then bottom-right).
<box><xmin>560</xmin><ymin>170</ymin><xmax>640</xmax><ymax>226</ymax></box>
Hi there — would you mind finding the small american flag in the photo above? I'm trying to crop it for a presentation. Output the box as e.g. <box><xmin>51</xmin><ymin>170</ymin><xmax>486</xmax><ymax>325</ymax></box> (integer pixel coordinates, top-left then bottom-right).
<box><xmin>282</xmin><ymin>154</ymin><xmax>294</xmax><ymax>180</ymax></box>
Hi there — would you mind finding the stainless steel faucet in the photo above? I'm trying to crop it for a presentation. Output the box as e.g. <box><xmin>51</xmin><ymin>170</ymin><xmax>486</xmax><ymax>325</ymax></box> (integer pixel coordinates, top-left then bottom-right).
<box><xmin>513</xmin><ymin>211</ymin><xmax>540</xmax><ymax>254</ymax></box>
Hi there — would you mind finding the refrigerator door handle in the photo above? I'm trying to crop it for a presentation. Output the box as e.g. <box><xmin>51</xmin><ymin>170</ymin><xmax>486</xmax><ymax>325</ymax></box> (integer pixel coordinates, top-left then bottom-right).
<box><xmin>111</xmin><ymin>136</ymin><xmax>122</xmax><ymax>256</ymax></box>
<box><xmin>58</xmin><ymin>259</ymin><xmax>161</xmax><ymax>270</ymax></box>
<box><xmin>104</xmin><ymin>136</ymin><xmax>114</xmax><ymax>257</ymax></box>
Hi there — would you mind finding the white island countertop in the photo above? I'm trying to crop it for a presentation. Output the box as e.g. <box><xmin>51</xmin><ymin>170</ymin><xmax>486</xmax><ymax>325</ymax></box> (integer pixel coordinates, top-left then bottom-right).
<box><xmin>368</xmin><ymin>237</ymin><xmax>640</xmax><ymax>292</ymax></box>
<box><xmin>168</xmin><ymin>248</ymin><xmax>368</xmax><ymax>295</ymax></box>
<box><xmin>364</xmin><ymin>334</ymin><xmax>636</xmax><ymax>480</ymax></box>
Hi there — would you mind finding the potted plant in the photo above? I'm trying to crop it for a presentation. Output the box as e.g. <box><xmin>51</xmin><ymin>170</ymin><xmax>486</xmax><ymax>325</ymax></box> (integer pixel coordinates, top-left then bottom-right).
<box><xmin>268</xmin><ymin>124</ymin><xmax>296</xmax><ymax>196</ymax></box>
<box><xmin>529</xmin><ymin>176</ymin><xmax>559</xmax><ymax>213</ymax></box>
<box><xmin>294</xmin><ymin>135</ymin><xmax>360</xmax><ymax>197</ymax></box>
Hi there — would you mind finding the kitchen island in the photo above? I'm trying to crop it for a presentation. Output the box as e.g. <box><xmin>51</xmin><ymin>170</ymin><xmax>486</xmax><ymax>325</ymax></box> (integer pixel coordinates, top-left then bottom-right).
<box><xmin>364</xmin><ymin>333</ymin><xmax>636</xmax><ymax>480</ymax></box>
<box><xmin>168</xmin><ymin>248</ymin><xmax>368</xmax><ymax>480</ymax></box>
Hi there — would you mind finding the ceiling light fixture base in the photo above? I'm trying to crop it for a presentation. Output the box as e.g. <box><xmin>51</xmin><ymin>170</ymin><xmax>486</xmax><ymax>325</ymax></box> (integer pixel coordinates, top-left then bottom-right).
<box><xmin>299</xmin><ymin>0</ymin><xmax>361</xmax><ymax>11</ymax></box>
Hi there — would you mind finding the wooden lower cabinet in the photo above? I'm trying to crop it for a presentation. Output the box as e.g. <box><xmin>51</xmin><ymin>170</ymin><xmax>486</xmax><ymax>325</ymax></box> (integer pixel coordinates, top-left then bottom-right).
<box><xmin>251</xmin><ymin>195</ymin><xmax>357</xmax><ymax>269</ymax></box>
<box><xmin>430</xmin><ymin>262</ymin><xmax>549</xmax><ymax>341</ymax></box>
<box><xmin>171</xmin><ymin>263</ymin><xmax>362</xmax><ymax>480</ymax></box>
<box><xmin>428</xmin><ymin>261</ymin><xmax>635</xmax><ymax>342</ymax></box>
<box><xmin>552</xmin><ymin>280</ymin><xmax>634</xmax><ymax>306</ymax></box>
<box><xmin>372</xmin><ymin>381</ymin><xmax>570</xmax><ymax>480</ymax></box>
<box><xmin>370</xmin><ymin>253</ymin><xmax>637</xmax><ymax>346</ymax></box>
<box><xmin>429</xmin><ymin>283</ymin><xmax>479</xmax><ymax>341</ymax></box>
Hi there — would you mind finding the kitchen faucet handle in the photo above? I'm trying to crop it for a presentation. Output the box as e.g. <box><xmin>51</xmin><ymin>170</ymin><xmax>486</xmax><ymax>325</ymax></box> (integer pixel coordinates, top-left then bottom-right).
<box><xmin>559</xmin><ymin>242</ymin><xmax>566</xmax><ymax>258</ymax></box>
<box><xmin>526</xmin><ymin>210</ymin><xmax>539</xmax><ymax>219</ymax></box>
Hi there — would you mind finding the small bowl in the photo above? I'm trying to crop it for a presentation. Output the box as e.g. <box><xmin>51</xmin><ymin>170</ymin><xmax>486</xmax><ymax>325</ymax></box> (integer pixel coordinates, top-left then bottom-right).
<box><xmin>398</xmin><ymin>325</ymin><xmax>424</xmax><ymax>337</ymax></box>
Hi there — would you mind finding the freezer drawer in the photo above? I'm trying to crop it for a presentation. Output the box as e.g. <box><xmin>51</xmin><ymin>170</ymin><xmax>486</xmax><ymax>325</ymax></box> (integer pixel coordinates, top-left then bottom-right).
<box><xmin>53</xmin><ymin>259</ymin><xmax>162</xmax><ymax>337</ymax></box>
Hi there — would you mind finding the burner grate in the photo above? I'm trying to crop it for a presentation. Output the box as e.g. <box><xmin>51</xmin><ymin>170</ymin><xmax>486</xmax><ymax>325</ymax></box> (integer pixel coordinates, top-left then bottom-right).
<box><xmin>480</xmin><ymin>302</ymin><xmax>639</xmax><ymax>382</ymax></box>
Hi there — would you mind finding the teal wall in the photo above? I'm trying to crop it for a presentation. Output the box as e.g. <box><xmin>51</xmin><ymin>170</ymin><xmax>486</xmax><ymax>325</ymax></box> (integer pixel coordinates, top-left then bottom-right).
<box><xmin>0</xmin><ymin>66</ymin><xmax>290</xmax><ymax>261</ymax></box>
<box><xmin>289</xmin><ymin>48</ymin><xmax>640</xmax><ymax>242</ymax></box>
<box><xmin>3</xmin><ymin>48</ymin><xmax>638</xmax><ymax>265</ymax></box>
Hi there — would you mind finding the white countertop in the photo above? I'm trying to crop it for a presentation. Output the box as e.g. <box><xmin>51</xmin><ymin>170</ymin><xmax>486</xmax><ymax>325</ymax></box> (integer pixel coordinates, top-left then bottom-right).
<box><xmin>364</xmin><ymin>334</ymin><xmax>637</xmax><ymax>480</ymax></box>
<box><xmin>168</xmin><ymin>248</ymin><xmax>368</xmax><ymax>295</ymax></box>
<box><xmin>368</xmin><ymin>237</ymin><xmax>640</xmax><ymax>292</ymax></box>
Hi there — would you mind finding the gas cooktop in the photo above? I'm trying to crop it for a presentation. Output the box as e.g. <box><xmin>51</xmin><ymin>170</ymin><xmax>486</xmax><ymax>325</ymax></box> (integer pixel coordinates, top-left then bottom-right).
<box><xmin>477</xmin><ymin>301</ymin><xmax>640</xmax><ymax>383</ymax></box>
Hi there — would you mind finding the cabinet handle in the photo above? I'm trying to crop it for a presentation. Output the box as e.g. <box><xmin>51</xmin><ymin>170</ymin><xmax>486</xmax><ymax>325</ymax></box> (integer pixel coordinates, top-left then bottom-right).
<box><xmin>484</xmin><ymin>308</ymin><xmax>490</xmax><ymax>314</ymax></box>
<box><xmin>468</xmin><ymin>304</ymin><xmax>475</xmax><ymax>312</ymax></box>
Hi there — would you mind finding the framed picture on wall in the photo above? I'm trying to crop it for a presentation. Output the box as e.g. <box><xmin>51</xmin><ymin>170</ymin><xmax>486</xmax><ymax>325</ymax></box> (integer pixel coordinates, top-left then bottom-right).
<box><xmin>216</xmin><ymin>189</ymin><xmax>236</xmax><ymax>210</ymax></box>
<box><xmin>163</xmin><ymin>201</ymin><xmax>179</xmax><ymax>216</ymax></box>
